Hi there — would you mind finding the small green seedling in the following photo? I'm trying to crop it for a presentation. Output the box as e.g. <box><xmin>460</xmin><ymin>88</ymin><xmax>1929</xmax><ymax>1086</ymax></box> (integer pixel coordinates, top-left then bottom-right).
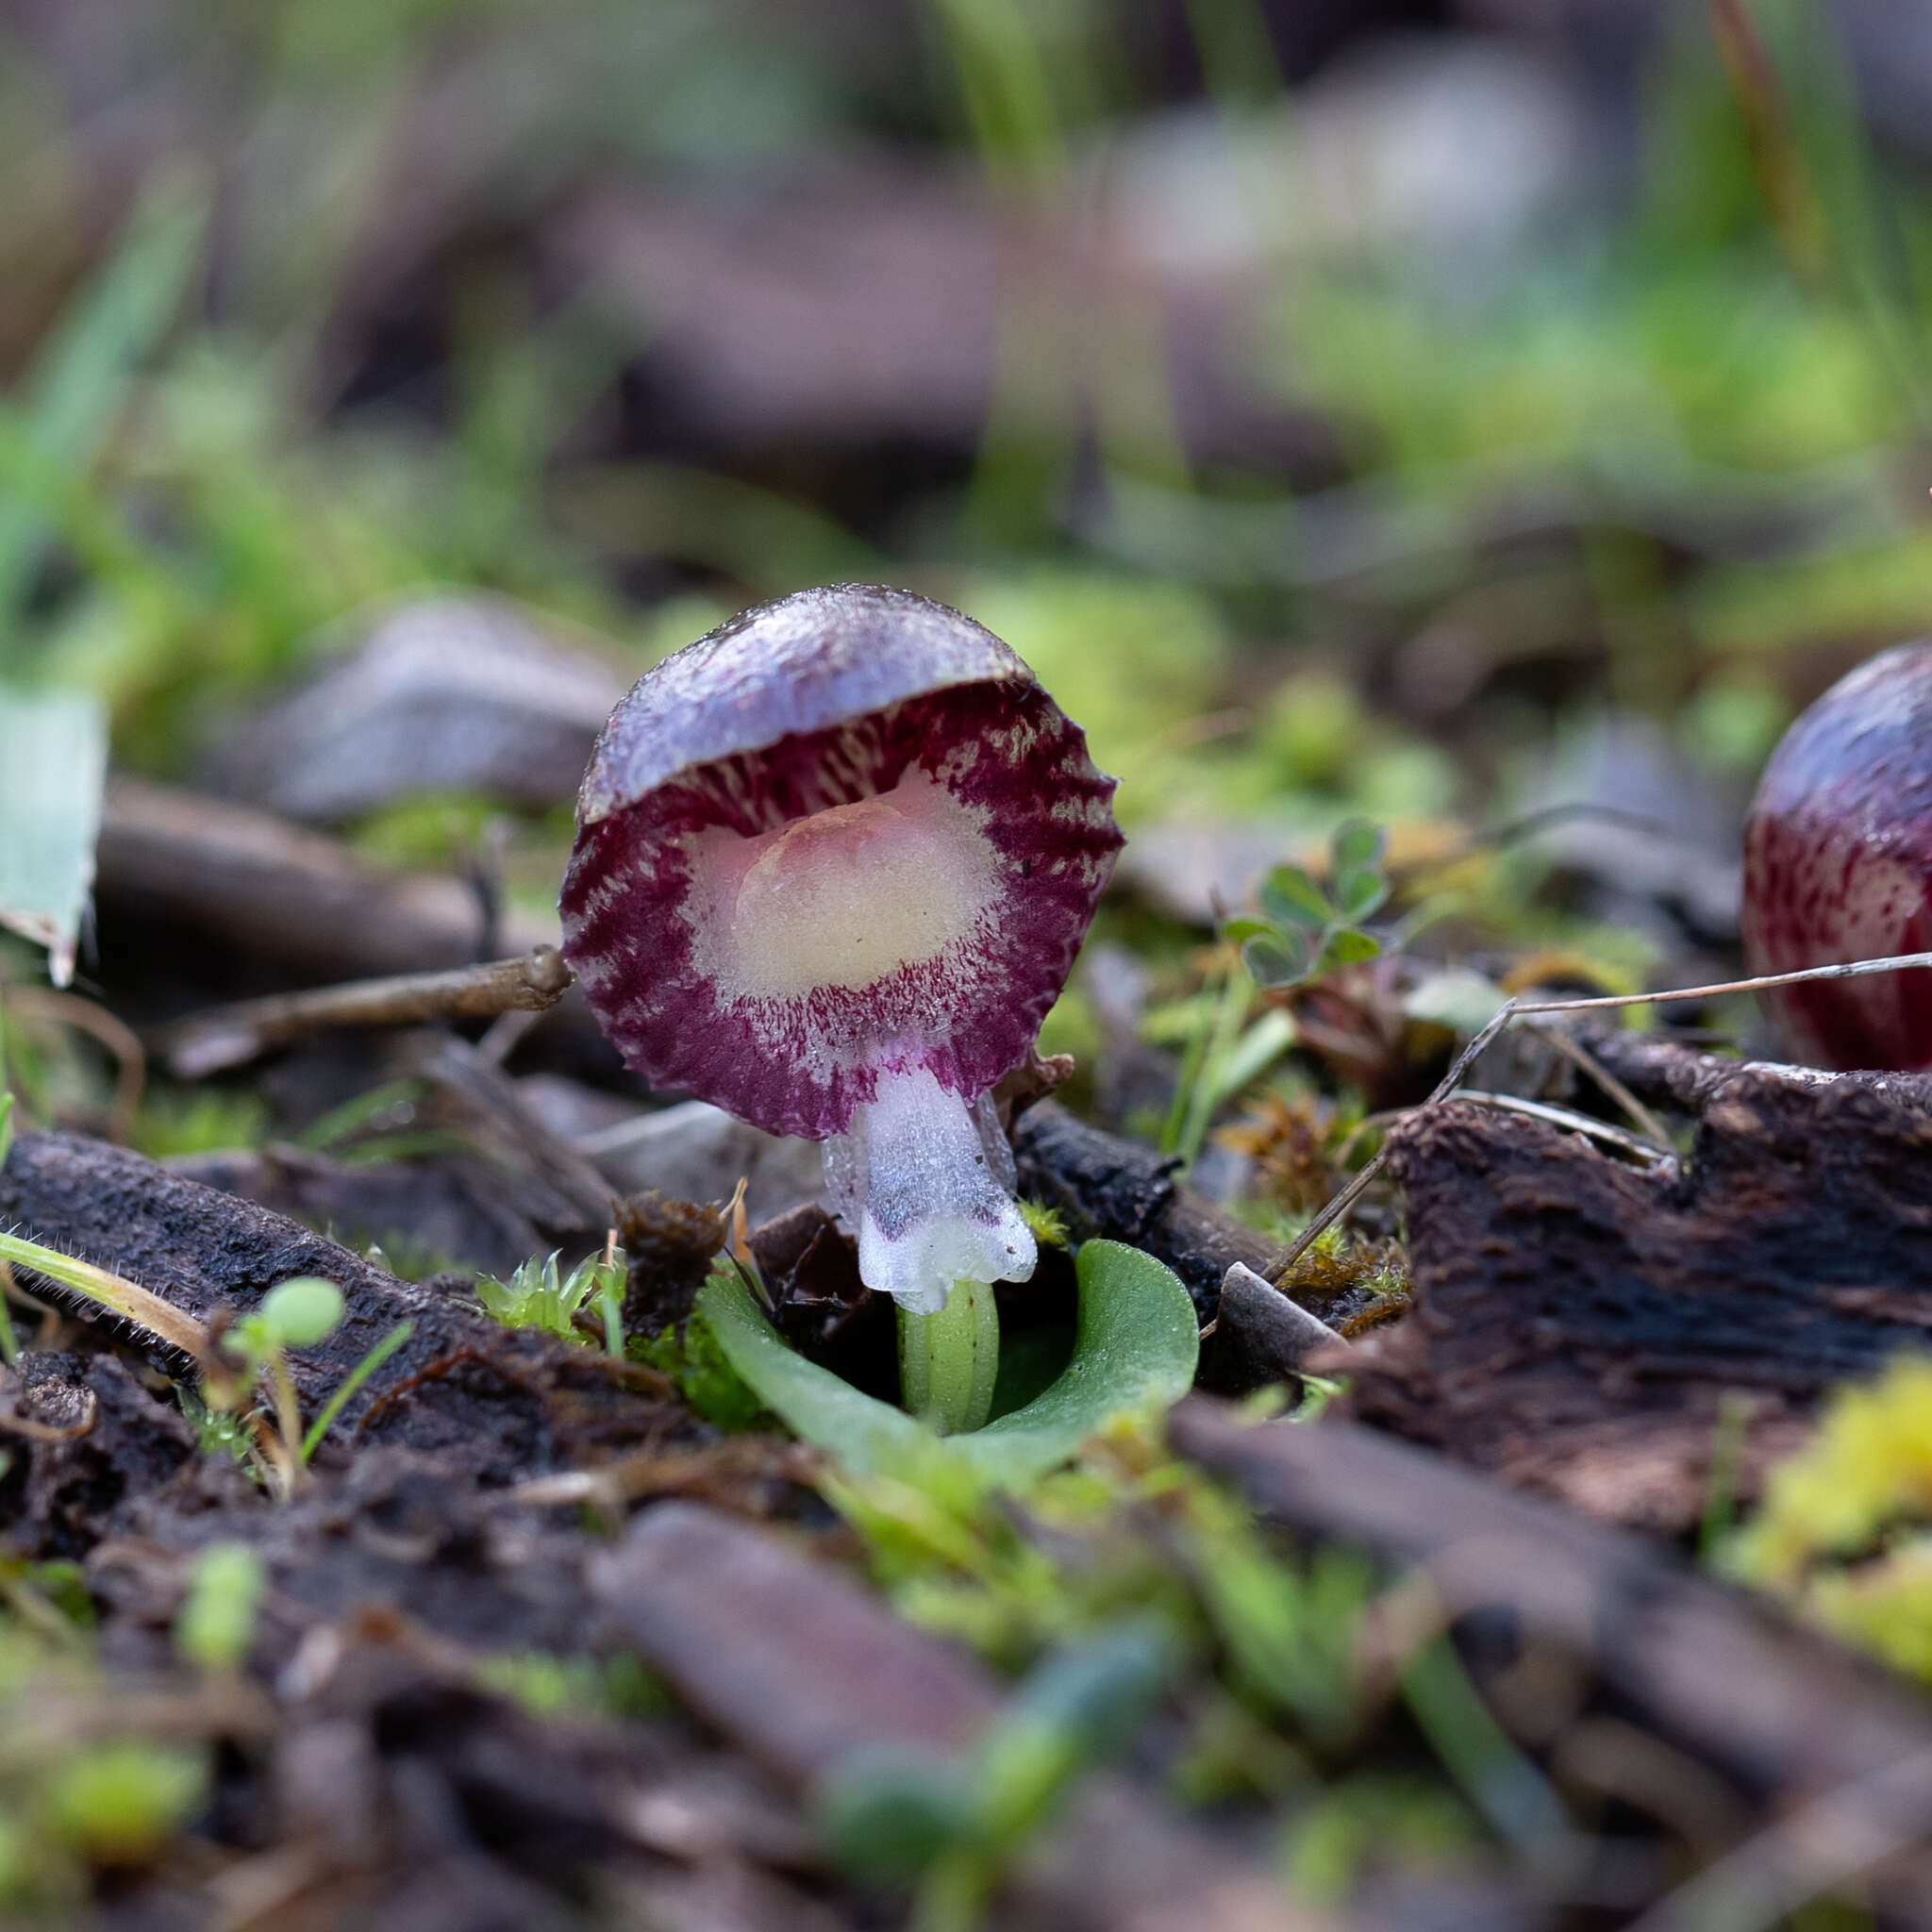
<box><xmin>175</xmin><ymin>1542</ymin><xmax>265</xmax><ymax>1676</ymax></box>
<box><xmin>205</xmin><ymin>1275</ymin><xmax>343</xmax><ymax>1497</ymax></box>
<box><xmin>197</xmin><ymin>1276</ymin><xmax>407</xmax><ymax>1497</ymax></box>
<box><xmin>1224</xmin><ymin>820</ymin><xmax>1389</xmax><ymax>990</ymax></box>
<box><xmin>0</xmin><ymin>1201</ymin><xmax>409</xmax><ymax>1492</ymax></box>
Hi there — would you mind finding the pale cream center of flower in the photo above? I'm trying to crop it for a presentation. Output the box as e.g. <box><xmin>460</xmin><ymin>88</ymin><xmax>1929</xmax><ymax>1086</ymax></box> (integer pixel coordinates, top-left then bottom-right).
<box><xmin>686</xmin><ymin>768</ymin><xmax>997</xmax><ymax>1001</ymax></box>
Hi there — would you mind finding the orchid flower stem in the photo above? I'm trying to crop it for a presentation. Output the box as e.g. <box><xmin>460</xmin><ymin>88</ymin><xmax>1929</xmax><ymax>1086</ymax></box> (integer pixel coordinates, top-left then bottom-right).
<box><xmin>897</xmin><ymin>1279</ymin><xmax>999</xmax><ymax>1435</ymax></box>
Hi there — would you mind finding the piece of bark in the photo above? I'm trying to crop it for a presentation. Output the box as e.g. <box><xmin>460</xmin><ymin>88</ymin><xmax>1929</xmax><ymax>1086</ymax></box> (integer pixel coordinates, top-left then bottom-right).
<box><xmin>97</xmin><ymin>776</ymin><xmax>556</xmax><ymax>983</ymax></box>
<box><xmin>1333</xmin><ymin>1069</ymin><xmax>1932</xmax><ymax>1531</ymax></box>
<box><xmin>1012</xmin><ymin>1101</ymin><xmax>1300</xmax><ymax>1318</ymax></box>
<box><xmin>1203</xmin><ymin>1262</ymin><xmax>1351</xmax><ymax>1394</ymax></box>
<box><xmin>592</xmin><ymin>1503</ymin><xmax>998</xmax><ymax>1774</ymax></box>
<box><xmin>1170</xmin><ymin>1399</ymin><xmax>1932</xmax><ymax>1825</ymax></box>
<box><xmin>1569</xmin><ymin>1022</ymin><xmax>1932</xmax><ymax>1117</ymax></box>
<box><xmin>592</xmin><ymin>1503</ymin><xmax>1333</xmax><ymax>1932</ymax></box>
<box><xmin>0</xmin><ymin>1131</ymin><xmax>678</xmax><ymax>1476</ymax></box>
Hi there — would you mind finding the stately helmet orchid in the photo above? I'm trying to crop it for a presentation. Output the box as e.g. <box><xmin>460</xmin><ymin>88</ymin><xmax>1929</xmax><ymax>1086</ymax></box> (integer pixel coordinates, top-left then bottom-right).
<box><xmin>559</xmin><ymin>584</ymin><xmax>1123</xmax><ymax>1314</ymax></box>
<box><xmin>1741</xmin><ymin>639</ymin><xmax>1932</xmax><ymax>1072</ymax></box>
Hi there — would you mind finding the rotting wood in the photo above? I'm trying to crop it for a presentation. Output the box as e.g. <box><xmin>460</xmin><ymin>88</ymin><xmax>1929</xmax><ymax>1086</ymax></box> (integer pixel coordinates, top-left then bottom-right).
<box><xmin>1013</xmin><ymin>1101</ymin><xmax>1298</xmax><ymax>1316</ymax></box>
<box><xmin>1327</xmin><ymin>1064</ymin><xmax>1932</xmax><ymax>1532</ymax></box>
<box><xmin>0</xmin><ymin>1130</ymin><xmax>683</xmax><ymax>1476</ymax></box>
<box><xmin>1169</xmin><ymin>1399</ymin><xmax>1932</xmax><ymax>1831</ymax></box>
<box><xmin>1571</xmin><ymin>1021</ymin><xmax>1932</xmax><ymax>1116</ymax></box>
<box><xmin>171</xmin><ymin>1141</ymin><xmax>561</xmax><ymax>1281</ymax></box>
<box><xmin>591</xmin><ymin>1501</ymin><xmax>1337</xmax><ymax>1932</ymax></box>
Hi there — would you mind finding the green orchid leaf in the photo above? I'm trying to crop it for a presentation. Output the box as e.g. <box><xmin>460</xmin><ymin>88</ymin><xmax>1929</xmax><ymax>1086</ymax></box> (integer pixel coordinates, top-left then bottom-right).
<box><xmin>697</xmin><ymin>1267</ymin><xmax>944</xmax><ymax>1480</ymax></box>
<box><xmin>961</xmin><ymin>1241</ymin><xmax>1197</xmax><ymax>1478</ymax></box>
<box><xmin>697</xmin><ymin>1240</ymin><xmax>1199</xmax><ymax>1491</ymax></box>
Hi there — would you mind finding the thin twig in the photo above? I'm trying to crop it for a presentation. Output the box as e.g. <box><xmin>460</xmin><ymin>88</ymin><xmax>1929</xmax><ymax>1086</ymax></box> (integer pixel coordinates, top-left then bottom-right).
<box><xmin>2</xmin><ymin>988</ymin><xmax>146</xmax><ymax>1143</ymax></box>
<box><xmin>1275</xmin><ymin>998</ymin><xmax>1518</xmax><ymax>1282</ymax></box>
<box><xmin>1527</xmin><ymin>1023</ymin><xmax>1674</xmax><ymax>1151</ymax></box>
<box><xmin>1273</xmin><ymin>950</ymin><xmax>1932</xmax><ymax>1284</ymax></box>
<box><xmin>1625</xmin><ymin>1740</ymin><xmax>1932</xmax><ymax>1932</ymax></box>
<box><xmin>0</xmin><ymin>1388</ymin><xmax>97</xmax><ymax>1442</ymax></box>
<box><xmin>158</xmin><ymin>945</ymin><xmax>575</xmax><ymax>1077</ymax></box>
<box><xmin>1511</xmin><ymin>951</ymin><xmax>1932</xmax><ymax>1016</ymax></box>
<box><xmin>1455</xmin><ymin>1091</ymin><xmax>1675</xmax><ymax>1169</ymax></box>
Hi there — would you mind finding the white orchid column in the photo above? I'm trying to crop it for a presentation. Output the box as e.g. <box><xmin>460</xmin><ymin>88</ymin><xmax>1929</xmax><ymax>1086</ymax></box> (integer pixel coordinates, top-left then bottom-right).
<box><xmin>824</xmin><ymin>1064</ymin><xmax>1036</xmax><ymax>1431</ymax></box>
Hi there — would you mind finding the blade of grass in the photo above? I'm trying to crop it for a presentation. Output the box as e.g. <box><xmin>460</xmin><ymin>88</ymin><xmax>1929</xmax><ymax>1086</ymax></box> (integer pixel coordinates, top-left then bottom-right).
<box><xmin>0</xmin><ymin>172</ymin><xmax>208</xmax><ymax>633</ymax></box>
<box><xmin>1174</xmin><ymin>962</ymin><xmax>1256</xmax><ymax>1171</ymax></box>
<box><xmin>300</xmin><ymin>1319</ymin><xmax>415</xmax><ymax>1462</ymax></box>
<box><xmin>0</xmin><ymin>1261</ymin><xmax>18</xmax><ymax>1366</ymax></box>
<box><xmin>0</xmin><ymin>1228</ymin><xmax>208</xmax><ymax>1359</ymax></box>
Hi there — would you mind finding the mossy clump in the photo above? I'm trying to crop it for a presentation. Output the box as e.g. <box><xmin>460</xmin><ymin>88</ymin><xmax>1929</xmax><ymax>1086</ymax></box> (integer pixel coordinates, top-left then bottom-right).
<box><xmin>1729</xmin><ymin>1356</ymin><xmax>1932</xmax><ymax>1680</ymax></box>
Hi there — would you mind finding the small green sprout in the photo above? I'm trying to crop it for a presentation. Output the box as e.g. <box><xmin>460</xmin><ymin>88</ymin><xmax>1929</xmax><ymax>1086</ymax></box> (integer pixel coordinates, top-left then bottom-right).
<box><xmin>1224</xmin><ymin>820</ymin><xmax>1390</xmax><ymax>991</ymax></box>
<box><xmin>209</xmin><ymin>1275</ymin><xmax>343</xmax><ymax>1497</ymax></box>
<box><xmin>226</xmin><ymin>1274</ymin><xmax>345</xmax><ymax>1361</ymax></box>
<box><xmin>175</xmin><ymin>1542</ymin><xmax>265</xmax><ymax>1676</ymax></box>
<box><xmin>196</xmin><ymin>1278</ymin><xmax>408</xmax><ymax>1494</ymax></box>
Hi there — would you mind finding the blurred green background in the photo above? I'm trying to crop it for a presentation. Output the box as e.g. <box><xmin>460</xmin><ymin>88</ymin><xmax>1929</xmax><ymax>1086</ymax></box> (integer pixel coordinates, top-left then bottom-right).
<box><xmin>4</xmin><ymin>0</ymin><xmax>1930</xmax><ymax>937</ymax></box>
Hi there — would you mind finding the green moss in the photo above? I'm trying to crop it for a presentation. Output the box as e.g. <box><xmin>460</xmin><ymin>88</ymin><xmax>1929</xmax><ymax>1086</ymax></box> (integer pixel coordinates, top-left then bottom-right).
<box><xmin>474</xmin><ymin>1650</ymin><xmax>665</xmax><ymax>1722</ymax></box>
<box><xmin>1729</xmin><ymin>1357</ymin><xmax>1932</xmax><ymax>1682</ymax></box>
<box><xmin>47</xmin><ymin>1744</ymin><xmax>208</xmax><ymax>1866</ymax></box>
<box><xmin>130</xmin><ymin>1084</ymin><xmax>270</xmax><ymax>1158</ymax></box>
<box><xmin>1282</xmin><ymin>1774</ymin><xmax>1480</xmax><ymax>1908</ymax></box>
<box><xmin>628</xmin><ymin>1307</ymin><xmax>771</xmax><ymax>1432</ymax></box>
